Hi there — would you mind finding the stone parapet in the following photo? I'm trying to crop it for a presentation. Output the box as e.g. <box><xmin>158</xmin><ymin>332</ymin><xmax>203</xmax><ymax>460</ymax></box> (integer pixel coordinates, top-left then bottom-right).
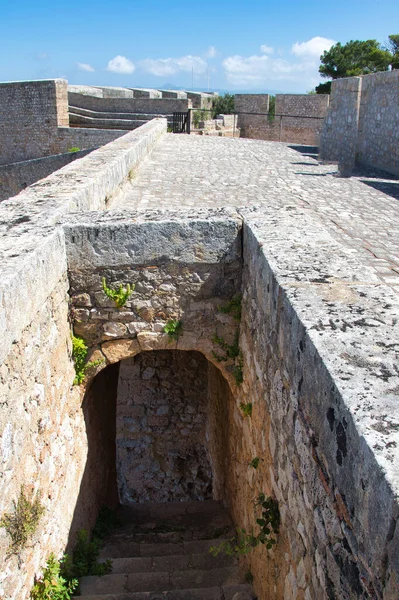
<box><xmin>0</xmin><ymin>119</ymin><xmax>167</xmax><ymax>366</ymax></box>
<box><xmin>356</xmin><ymin>70</ymin><xmax>399</xmax><ymax>176</ymax></box>
<box><xmin>0</xmin><ymin>79</ymin><xmax>69</xmax><ymax>164</ymax></box>
<box><xmin>68</xmin><ymin>92</ymin><xmax>191</xmax><ymax>114</ymax></box>
<box><xmin>240</xmin><ymin>204</ymin><xmax>399</xmax><ymax>598</ymax></box>
<box><xmin>159</xmin><ymin>89</ymin><xmax>188</xmax><ymax>99</ymax></box>
<box><xmin>129</xmin><ymin>87</ymin><xmax>162</xmax><ymax>99</ymax></box>
<box><xmin>320</xmin><ymin>70</ymin><xmax>399</xmax><ymax>176</ymax></box>
<box><xmin>235</xmin><ymin>93</ymin><xmax>328</xmax><ymax>145</ymax></box>
<box><xmin>0</xmin><ymin>148</ymin><xmax>96</xmax><ymax>201</ymax></box>
<box><xmin>319</xmin><ymin>76</ymin><xmax>362</xmax><ymax>170</ymax></box>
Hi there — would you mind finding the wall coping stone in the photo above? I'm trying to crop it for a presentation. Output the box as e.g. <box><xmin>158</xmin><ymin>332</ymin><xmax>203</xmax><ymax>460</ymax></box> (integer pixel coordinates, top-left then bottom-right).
<box><xmin>241</xmin><ymin>204</ymin><xmax>399</xmax><ymax>500</ymax></box>
<box><xmin>0</xmin><ymin>119</ymin><xmax>167</xmax><ymax>365</ymax></box>
<box><xmin>63</xmin><ymin>208</ymin><xmax>242</xmax><ymax>269</ymax></box>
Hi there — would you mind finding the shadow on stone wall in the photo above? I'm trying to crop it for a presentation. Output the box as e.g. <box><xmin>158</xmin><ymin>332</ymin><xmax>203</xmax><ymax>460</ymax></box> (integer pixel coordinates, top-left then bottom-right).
<box><xmin>66</xmin><ymin>362</ymin><xmax>120</xmax><ymax>550</ymax></box>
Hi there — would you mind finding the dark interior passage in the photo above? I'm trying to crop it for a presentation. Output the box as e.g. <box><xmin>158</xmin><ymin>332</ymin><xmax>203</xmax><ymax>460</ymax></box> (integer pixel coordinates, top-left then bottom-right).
<box><xmin>116</xmin><ymin>350</ymin><xmax>213</xmax><ymax>503</ymax></box>
<box><xmin>67</xmin><ymin>349</ymin><xmax>233</xmax><ymax>550</ymax></box>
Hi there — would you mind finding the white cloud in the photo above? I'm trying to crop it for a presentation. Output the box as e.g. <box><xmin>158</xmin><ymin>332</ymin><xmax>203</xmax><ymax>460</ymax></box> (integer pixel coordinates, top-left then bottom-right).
<box><xmin>107</xmin><ymin>55</ymin><xmax>135</xmax><ymax>74</ymax></box>
<box><xmin>260</xmin><ymin>44</ymin><xmax>274</xmax><ymax>54</ymax></box>
<box><xmin>77</xmin><ymin>62</ymin><xmax>95</xmax><ymax>72</ymax></box>
<box><xmin>223</xmin><ymin>36</ymin><xmax>338</xmax><ymax>91</ymax></box>
<box><xmin>206</xmin><ymin>46</ymin><xmax>217</xmax><ymax>58</ymax></box>
<box><xmin>222</xmin><ymin>53</ymin><xmax>323</xmax><ymax>90</ymax></box>
<box><xmin>139</xmin><ymin>55</ymin><xmax>207</xmax><ymax>77</ymax></box>
<box><xmin>223</xmin><ymin>55</ymin><xmax>301</xmax><ymax>85</ymax></box>
<box><xmin>292</xmin><ymin>36</ymin><xmax>336</xmax><ymax>58</ymax></box>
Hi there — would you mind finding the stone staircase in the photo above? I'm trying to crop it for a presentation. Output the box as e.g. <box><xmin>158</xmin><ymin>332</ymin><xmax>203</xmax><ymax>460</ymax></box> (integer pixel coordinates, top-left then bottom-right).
<box><xmin>75</xmin><ymin>500</ymin><xmax>256</xmax><ymax>600</ymax></box>
<box><xmin>69</xmin><ymin>106</ymin><xmax>172</xmax><ymax>130</ymax></box>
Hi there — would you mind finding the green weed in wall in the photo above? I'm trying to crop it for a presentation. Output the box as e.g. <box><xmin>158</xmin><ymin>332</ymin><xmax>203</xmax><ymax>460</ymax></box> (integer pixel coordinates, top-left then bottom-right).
<box><xmin>163</xmin><ymin>319</ymin><xmax>183</xmax><ymax>341</ymax></box>
<box><xmin>72</xmin><ymin>335</ymin><xmax>104</xmax><ymax>385</ymax></box>
<box><xmin>0</xmin><ymin>486</ymin><xmax>45</xmax><ymax>555</ymax></box>
<box><xmin>210</xmin><ymin>493</ymin><xmax>280</xmax><ymax>557</ymax></box>
<box><xmin>30</xmin><ymin>554</ymin><xmax>78</xmax><ymax>600</ymax></box>
<box><xmin>102</xmin><ymin>277</ymin><xmax>134</xmax><ymax>308</ymax></box>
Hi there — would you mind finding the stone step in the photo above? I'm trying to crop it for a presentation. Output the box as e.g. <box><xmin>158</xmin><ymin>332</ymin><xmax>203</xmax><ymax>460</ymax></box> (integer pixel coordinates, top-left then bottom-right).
<box><xmin>99</xmin><ymin>537</ymin><xmax>231</xmax><ymax>559</ymax></box>
<box><xmin>79</xmin><ymin>566</ymin><xmax>241</xmax><ymax>595</ymax></box>
<box><xmin>100</xmin><ymin>501</ymin><xmax>234</xmax><ymax>552</ymax></box>
<box><xmin>74</xmin><ymin>583</ymin><xmax>255</xmax><ymax>599</ymax></box>
<box><xmin>69</xmin><ymin>113</ymin><xmax>147</xmax><ymax>130</ymax></box>
<box><xmin>103</xmin><ymin>517</ymin><xmax>233</xmax><ymax>545</ymax></box>
<box><xmin>77</xmin><ymin>501</ymin><xmax>254</xmax><ymax>599</ymax></box>
<box><xmin>105</xmin><ymin>551</ymin><xmax>236</xmax><ymax>574</ymax></box>
<box><xmin>69</xmin><ymin>106</ymin><xmax>172</xmax><ymax>120</ymax></box>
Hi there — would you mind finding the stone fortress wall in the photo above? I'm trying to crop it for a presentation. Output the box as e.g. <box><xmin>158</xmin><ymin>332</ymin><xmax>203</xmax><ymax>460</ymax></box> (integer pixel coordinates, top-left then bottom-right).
<box><xmin>0</xmin><ymin>79</ymin><xmax>125</xmax><ymax>165</ymax></box>
<box><xmin>68</xmin><ymin>91</ymin><xmax>191</xmax><ymax>115</ymax></box>
<box><xmin>320</xmin><ymin>69</ymin><xmax>399</xmax><ymax>176</ymax></box>
<box><xmin>235</xmin><ymin>93</ymin><xmax>330</xmax><ymax>145</ymax></box>
<box><xmin>0</xmin><ymin>120</ymin><xmax>399</xmax><ymax>599</ymax></box>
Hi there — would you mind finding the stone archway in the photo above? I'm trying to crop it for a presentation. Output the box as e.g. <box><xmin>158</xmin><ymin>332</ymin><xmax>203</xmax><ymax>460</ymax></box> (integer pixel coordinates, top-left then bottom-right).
<box><xmin>68</xmin><ymin>345</ymin><xmax>235</xmax><ymax>545</ymax></box>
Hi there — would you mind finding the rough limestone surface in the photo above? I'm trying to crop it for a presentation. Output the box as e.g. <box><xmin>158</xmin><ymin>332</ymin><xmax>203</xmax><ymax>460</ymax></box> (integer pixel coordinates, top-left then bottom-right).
<box><xmin>0</xmin><ymin>79</ymin><xmax>68</xmax><ymax>164</ymax></box>
<box><xmin>0</xmin><ymin>79</ymin><xmax>126</xmax><ymax>165</ymax></box>
<box><xmin>239</xmin><ymin>206</ymin><xmax>399</xmax><ymax>599</ymax></box>
<box><xmin>0</xmin><ymin>277</ymin><xmax>84</xmax><ymax>599</ymax></box>
<box><xmin>114</xmin><ymin>135</ymin><xmax>399</xmax><ymax>293</ymax></box>
<box><xmin>319</xmin><ymin>76</ymin><xmax>362</xmax><ymax>170</ymax></box>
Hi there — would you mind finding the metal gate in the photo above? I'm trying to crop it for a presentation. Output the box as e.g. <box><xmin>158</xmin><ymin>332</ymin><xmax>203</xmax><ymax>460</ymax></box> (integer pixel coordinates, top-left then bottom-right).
<box><xmin>172</xmin><ymin>111</ymin><xmax>190</xmax><ymax>133</ymax></box>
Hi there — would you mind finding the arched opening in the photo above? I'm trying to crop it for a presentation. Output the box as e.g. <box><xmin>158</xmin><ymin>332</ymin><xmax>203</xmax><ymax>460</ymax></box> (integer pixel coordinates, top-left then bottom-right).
<box><xmin>67</xmin><ymin>348</ymin><xmax>233</xmax><ymax>541</ymax></box>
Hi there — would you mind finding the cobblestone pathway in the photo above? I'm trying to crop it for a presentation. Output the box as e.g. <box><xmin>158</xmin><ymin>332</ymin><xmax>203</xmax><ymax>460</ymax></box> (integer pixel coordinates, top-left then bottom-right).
<box><xmin>114</xmin><ymin>134</ymin><xmax>399</xmax><ymax>291</ymax></box>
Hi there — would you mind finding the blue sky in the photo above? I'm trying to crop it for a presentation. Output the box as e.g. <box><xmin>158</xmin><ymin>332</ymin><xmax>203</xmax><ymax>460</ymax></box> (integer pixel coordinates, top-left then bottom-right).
<box><xmin>1</xmin><ymin>0</ymin><xmax>398</xmax><ymax>93</ymax></box>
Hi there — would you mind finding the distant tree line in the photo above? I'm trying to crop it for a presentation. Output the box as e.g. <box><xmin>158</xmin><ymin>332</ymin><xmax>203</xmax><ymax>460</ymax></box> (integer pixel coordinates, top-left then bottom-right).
<box><xmin>315</xmin><ymin>34</ymin><xmax>399</xmax><ymax>94</ymax></box>
<box><xmin>211</xmin><ymin>93</ymin><xmax>235</xmax><ymax>118</ymax></box>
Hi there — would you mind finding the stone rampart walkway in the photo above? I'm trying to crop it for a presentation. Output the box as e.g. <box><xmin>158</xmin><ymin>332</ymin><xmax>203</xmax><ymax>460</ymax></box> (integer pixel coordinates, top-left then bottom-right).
<box><xmin>114</xmin><ymin>134</ymin><xmax>399</xmax><ymax>292</ymax></box>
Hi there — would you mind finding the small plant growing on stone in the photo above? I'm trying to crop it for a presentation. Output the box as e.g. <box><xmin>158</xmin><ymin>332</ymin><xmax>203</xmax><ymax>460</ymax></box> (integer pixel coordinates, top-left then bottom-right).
<box><xmin>212</xmin><ymin>329</ymin><xmax>243</xmax><ymax>386</ymax></box>
<box><xmin>102</xmin><ymin>277</ymin><xmax>134</xmax><ymax>308</ymax></box>
<box><xmin>62</xmin><ymin>508</ymin><xmax>115</xmax><ymax>579</ymax></box>
<box><xmin>62</xmin><ymin>530</ymin><xmax>112</xmax><ymax>578</ymax></box>
<box><xmin>71</xmin><ymin>335</ymin><xmax>104</xmax><ymax>385</ymax></box>
<box><xmin>209</xmin><ymin>493</ymin><xmax>280</xmax><ymax>557</ymax></box>
<box><xmin>218</xmin><ymin>295</ymin><xmax>242</xmax><ymax>322</ymax></box>
<box><xmin>212</xmin><ymin>330</ymin><xmax>240</xmax><ymax>362</ymax></box>
<box><xmin>233</xmin><ymin>356</ymin><xmax>244</xmax><ymax>386</ymax></box>
<box><xmin>30</xmin><ymin>554</ymin><xmax>78</xmax><ymax>600</ymax></box>
<box><xmin>163</xmin><ymin>319</ymin><xmax>183</xmax><ymax>341</ymax></box>
<box><xmin>245</xmin><ymin>571</ymin><xmax>254</xmax><ymax>584</ymax></box>
<box><xmin>68</xmin><ymin>147</ymin><xmax>80</xmax><ymax>153</ymax></box>
<box><xmin>240</xmin><ymin>402</ymin><xmax>252</xmax><ymax>417</ymax></box>
<box><xmin>0</xmin><ymin>486</ymin><xmax>45</xmax><ymax>555</ymax></box>
<box><xmin>249</xmin><ymin>457</ymin><xmax>260</xmax><ymax>469</ymax></box>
